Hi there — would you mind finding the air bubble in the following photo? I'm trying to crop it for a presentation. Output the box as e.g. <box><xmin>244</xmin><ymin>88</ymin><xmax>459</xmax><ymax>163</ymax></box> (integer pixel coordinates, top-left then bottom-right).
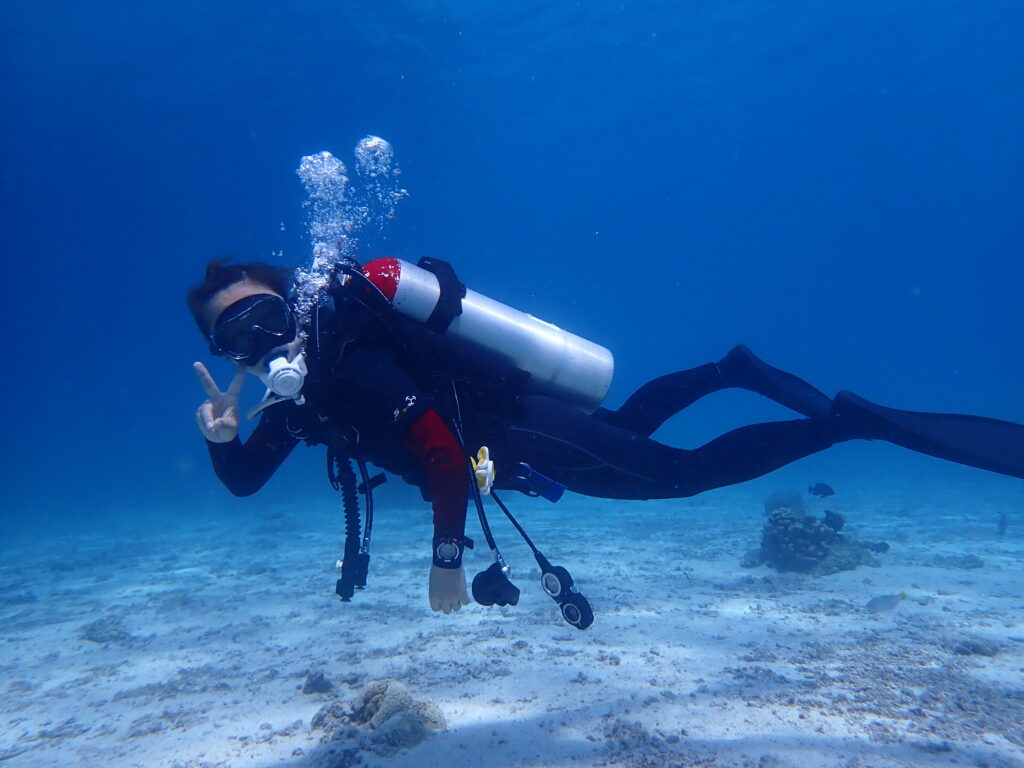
<box><xmin>354</xmin><ymin>135</ymin><xmax>393</xmax><ymax>177</ymax></box>
<box><xmin>291</xmin><ymin>138</ymin><xmax>408</xmax><ymax>333</ymax></box>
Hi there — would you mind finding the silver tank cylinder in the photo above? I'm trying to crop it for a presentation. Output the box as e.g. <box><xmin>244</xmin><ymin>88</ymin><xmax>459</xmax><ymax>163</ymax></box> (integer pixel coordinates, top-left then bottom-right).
<box><xmin>379</xmin><ymin>259</ymin><xmax>615</xmax><ymax>413</ymax></box>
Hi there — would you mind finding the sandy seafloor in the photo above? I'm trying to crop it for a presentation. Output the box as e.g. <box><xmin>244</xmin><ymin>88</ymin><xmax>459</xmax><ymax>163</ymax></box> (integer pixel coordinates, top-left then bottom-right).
<box><xmin>2</xmin><ymin>467</ymin><xmax>1022</xmax><ymax>768</ymax></box>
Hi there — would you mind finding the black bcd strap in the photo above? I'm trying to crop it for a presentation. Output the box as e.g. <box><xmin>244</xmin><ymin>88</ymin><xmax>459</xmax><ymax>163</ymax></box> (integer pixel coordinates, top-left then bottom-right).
<box><xmin>417</xmin><ymin>257</ymin><xmax>466</xmax><ymax>333</ymax></box>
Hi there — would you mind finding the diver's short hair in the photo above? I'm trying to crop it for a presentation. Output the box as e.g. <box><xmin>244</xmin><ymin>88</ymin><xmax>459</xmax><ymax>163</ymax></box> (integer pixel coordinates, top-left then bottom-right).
<box><xmin>187</xmin><ymin>258</ymin><xmax>296</xmax><ymax>336</ymax></box>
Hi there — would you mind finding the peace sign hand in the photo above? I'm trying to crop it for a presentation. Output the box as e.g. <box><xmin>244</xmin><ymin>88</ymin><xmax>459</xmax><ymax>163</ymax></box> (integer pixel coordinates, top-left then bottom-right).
<box><xmin>193</xmin><ymin>361</ymin><xmax>247</xmax><ymax>443</ymax></box>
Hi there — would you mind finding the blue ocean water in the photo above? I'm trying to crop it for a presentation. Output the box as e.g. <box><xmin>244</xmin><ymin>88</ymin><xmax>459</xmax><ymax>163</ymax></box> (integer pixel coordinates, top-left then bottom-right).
<box><xmin>4</xmin><ymin>1</ymin><xmax>1022</xmax><ymax>531</ymax></box>
<box><xmin>2</xmin><ymin>4</ymin><xmax>1024</xmax><ymax>765</ymax></box>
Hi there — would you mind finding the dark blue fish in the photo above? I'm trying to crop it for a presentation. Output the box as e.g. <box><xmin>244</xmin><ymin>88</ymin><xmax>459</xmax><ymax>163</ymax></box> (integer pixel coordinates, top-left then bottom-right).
<box><xmin>808</xmin><ymin>482</ymin><xmax>835</xmax><ymax>498</ymax></box>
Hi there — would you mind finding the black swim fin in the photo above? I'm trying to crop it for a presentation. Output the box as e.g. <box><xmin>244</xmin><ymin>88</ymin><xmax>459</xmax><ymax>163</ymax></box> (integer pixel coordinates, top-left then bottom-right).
<box><xmin>832</xmin><ymin>390</ymin><xmax>1024</xmax><ymax>480</ymax></box>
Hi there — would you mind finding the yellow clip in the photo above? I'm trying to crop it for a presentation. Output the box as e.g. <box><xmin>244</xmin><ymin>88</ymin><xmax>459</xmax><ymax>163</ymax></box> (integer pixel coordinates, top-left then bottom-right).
<box><xmin>470</xmin><ymin>446</ymin><xmax>495</xmax><ymax>495</ymax></box>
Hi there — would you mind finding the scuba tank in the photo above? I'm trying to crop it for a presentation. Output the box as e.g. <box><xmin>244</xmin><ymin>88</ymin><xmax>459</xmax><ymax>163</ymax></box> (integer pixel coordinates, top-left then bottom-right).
<box><xmin>362</xmin><ymin>258</ymin><xmax>614</xmax><ymax>413</ymax></box>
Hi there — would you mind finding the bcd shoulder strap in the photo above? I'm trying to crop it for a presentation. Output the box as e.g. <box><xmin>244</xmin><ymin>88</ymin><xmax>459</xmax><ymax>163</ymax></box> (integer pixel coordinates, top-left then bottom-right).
<box><xmin>417</xmin><ymin>257</ymin><xmax>466</xmax><ymax>333</ymax></box>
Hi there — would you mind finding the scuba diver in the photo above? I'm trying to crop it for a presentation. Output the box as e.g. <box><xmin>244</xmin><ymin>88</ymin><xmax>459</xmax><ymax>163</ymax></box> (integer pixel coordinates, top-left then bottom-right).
<box><xmin>189</xmin><ymin>256</ymin><xmax>1024</xmax><ymax>627</ymax></box>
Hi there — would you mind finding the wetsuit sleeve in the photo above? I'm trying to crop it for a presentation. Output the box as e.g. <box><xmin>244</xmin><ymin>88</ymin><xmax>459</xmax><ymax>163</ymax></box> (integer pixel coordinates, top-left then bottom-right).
<box><xmin>401</xmin><ymin>407</ymin><xmax>469</xmax><ymax>542</ymax></box>
<box><xmin>206</xmin><ymin>410</ymin><xmax>299</xmax><ymax>496</ymax></box>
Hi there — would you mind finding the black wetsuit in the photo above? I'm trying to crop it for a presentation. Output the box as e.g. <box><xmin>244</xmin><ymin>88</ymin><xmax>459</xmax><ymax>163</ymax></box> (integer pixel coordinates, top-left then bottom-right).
<box><xmin>207</xmin><ymin>308</ymin><xmax>474</xmax><ymax>542</ymax></box>
<box><xmin>208</xmin><ymin>284</ymin><xmax>1024</xmax><ymax>526</ymax></box>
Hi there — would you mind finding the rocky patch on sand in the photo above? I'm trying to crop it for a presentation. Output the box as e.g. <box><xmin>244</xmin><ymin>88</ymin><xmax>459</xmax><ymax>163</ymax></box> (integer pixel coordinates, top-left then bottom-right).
<box><xmin>309</xmin><ymin>679</ymin><xmax>446</xmax><ymax>765</ymax></box>
<box><xmin>80</xmin><ymin>615</ymin><xmax>135</xmax><ymax>645</ymax></box>
<box><xmin>743</xmin><ymin>498</ymin><xmax>887</xmax><ymax>574</ymax></box>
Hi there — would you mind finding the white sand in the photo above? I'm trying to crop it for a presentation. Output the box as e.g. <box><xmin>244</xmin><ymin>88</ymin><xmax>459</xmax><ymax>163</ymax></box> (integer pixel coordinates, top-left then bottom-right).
<box><xmin>2</xmin><ymin>476</ymin><xmax>1022</xmax><ymax>768</ymax></box>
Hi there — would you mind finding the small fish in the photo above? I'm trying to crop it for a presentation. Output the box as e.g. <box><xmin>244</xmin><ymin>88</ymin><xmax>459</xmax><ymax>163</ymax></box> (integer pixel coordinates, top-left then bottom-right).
<box><xmin>997</xmin><ymin>513</ymin><xmax>1008</xmax><ymax>537</ymax></box>
<box><xmin>808</xmin><ymin>482</ymin><xmax>835</xmax><ymax>498</ymax></box>
<box><xmin>865</xmin><ymin>592</ymin><xmax>907</xmax><ymax>613</ymax></box>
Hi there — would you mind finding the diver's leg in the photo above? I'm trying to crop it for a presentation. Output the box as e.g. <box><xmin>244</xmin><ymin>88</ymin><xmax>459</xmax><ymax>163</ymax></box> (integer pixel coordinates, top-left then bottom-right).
<box><xmin>596</xmin><ymin>345</ymin><xmax>833</xmax><ymax>437</ymax></box>
<box><xmin>506</xmin><ymin>391</ymin><xmax>1024</xmax><ymax>502</ymax></box>
<box><xmin>832</xmin><ymin>391</ymin><xmax>1024</xmax><ymax>479</ymax></box>
<box><xmin>663</xmin><ymin>418</ymin><xmax>840</xmax><ymax>496</ymax></box>
<box><xmin>506</xmin><ymin>396</ymin><xmax>839</xmax><ymax>499</ymax></box>
<box><xmin>594</xmin><ymin>363</ymin><xmax>723</xmax><ymax>437</ymax></box>
<box><xmin>716</xmin><ymin>344</ymin><xmax>833</xmax><ymax>419</ymax></box>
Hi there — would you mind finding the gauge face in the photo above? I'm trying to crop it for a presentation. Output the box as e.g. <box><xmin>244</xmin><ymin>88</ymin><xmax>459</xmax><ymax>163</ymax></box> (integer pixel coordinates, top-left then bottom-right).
<box><xmin>541</xmin><ymin>571</ymin><xmax>563</xmax><ymax>597</ymax></box>
<box><xmin>436</xmin><ymin>541</ymin><xmax>460</xmax><ymax>562</ymax></box>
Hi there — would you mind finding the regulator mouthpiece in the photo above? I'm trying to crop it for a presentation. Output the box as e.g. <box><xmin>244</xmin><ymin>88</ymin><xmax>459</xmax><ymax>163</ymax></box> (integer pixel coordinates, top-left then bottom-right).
<box><xmin>260</xmin><ymin>352</ymin><xmax>307</xmax><ymax>397</ymax></box>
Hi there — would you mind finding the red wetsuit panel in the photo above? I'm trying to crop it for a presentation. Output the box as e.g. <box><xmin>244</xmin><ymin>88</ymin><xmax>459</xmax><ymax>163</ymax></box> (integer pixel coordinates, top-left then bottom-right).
<box><xmin>401</xmin><ymin>407</ymin><xmax>468</xmax><ymax>540</ymax></box>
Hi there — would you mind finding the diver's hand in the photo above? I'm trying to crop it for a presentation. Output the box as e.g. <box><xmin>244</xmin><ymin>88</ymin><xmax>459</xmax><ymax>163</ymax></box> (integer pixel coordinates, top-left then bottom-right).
<box><xmin>193</xmin><ymin>362</ymin><xmax>246</xmax><ymax>443</ymax></box>
<box><xmin>429</xmin><ymin>565</ymin><xmax>470</xmax><ymax>614</ymax></box>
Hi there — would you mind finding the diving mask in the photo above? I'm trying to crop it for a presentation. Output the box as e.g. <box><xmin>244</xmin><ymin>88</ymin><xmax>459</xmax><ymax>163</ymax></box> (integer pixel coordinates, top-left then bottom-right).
<box><xmin>209</xmin><ymin>294</ymin><xmax>296</xmax><ymax>366</ymax></box>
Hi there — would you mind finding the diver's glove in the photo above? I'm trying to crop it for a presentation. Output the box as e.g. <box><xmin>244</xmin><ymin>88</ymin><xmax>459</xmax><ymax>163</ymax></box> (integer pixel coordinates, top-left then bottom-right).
<box><xmin>193</xmin><ymin>362</ymin><xmax>246</xmax><ymax>443</ymax></box>
<box><xmin>428</xmin><ymin>565</ymin><xmax>470</xmax><ymax>614</ymax></box>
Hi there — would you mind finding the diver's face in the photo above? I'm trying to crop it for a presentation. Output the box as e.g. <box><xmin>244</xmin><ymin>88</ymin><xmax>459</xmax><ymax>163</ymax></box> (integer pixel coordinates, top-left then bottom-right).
<box><xmin>206</xmin><ymin>279</ymin><xmax>301</xmax><ymax>374</ymax></box>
